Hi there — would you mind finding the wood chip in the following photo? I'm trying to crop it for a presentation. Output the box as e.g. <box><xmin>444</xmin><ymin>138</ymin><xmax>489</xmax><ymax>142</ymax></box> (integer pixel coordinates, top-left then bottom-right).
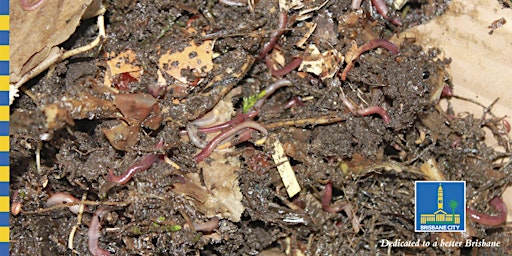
<box><xmin>271</xmin><ymin>139</ymin><xmax>301</xmax><ymax>197</ymax></box>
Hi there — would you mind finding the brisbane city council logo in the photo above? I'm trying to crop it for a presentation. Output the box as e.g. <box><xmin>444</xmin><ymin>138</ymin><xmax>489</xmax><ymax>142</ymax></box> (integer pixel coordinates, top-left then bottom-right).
<box><xmin>415</xmin><ymin>181</ymin><xmax>466</xmax><ymax>232</ymax></box>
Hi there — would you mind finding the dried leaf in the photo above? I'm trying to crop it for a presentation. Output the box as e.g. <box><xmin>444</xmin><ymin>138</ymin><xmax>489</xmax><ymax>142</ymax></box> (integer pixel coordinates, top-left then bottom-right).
<box><xmin>172</xmin><ymin>152</ymin><xmax>244</xmax><ymax>222</ymax></box>
<box><xmin>10</xmin><ymin>0</ymin><xmax>95</xmax><ymax>83</ymax></box>
<box><xmin>105</xmin><ymin>49</ymin><xmax>143</xmax><ymax>88</ymax></box>
<box><xmin>298</xmin><ymin>44</ymin><xmax>343</xmax><ymax>79</ymax></box>
<box><xmin>114</xmin><ymin>93</ymin><xmax>157</xmax><ymax>122</ymax></box>
<box><xmin>158</xmin><ymin>41</ymin><xmax>214</xmax><ymax>84</ymax></box>
<box><xmin>102</xmin><ymin>121</ymin><xmax>140</xmax><ymax>150</ymax></box>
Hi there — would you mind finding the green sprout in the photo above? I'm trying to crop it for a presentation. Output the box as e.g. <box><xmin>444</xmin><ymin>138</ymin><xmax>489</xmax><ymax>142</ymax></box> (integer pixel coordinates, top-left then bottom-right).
<box><xmin>242</xmin><ymin>90</ymin><xmax>267</xmax><ymax>113</ymax></box>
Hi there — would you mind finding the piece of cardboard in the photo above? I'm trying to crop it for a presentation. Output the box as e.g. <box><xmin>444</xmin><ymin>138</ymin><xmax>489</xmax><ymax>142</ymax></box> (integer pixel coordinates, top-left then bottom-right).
<box><xmin>393</xmin><ymin>0</ymin><xmax>512</xmax><ymax>221</ymax></box>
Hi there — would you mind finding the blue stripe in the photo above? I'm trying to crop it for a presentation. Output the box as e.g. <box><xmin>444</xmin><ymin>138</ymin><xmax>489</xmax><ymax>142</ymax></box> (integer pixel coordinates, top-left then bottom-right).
<box><xmin>0</xmin><ymin>243</ymin><xmax>8</xmax><ymax>254</ymax></box>
<box><xmin>0</xmin><ymin>31</ymin><xmax>7</xmax><ymax>45</ymax></box>
<box><xmin>0</xmin><ymin>123</ymin><xmax>7</xmax><ymax>136</ymax></box>
<box><xmin>0</xmin><ymin>92</ymin><xmax>7</xmax><ymax>106</ymax></box>
<box><xmin>0</xmin><ymin>62</ymin><xmax>7</xmax><ymax>76</ymax></box>
<box><xmin>0</xmin><ymin>2</ymin><xmax>8</xmax><ymax>15</ymax></box>
<box><xmin>0</xmin><ymin>153</ymin><xmax>7</xmax><ymax>166</ymax></box>
<box><xmin>0</xmin><ymin>213</ymin><xmax>8</xmax><ymax>226</ymax></box>
<box><xmin>0</xmin><ymin>183</ymin><xmax>7</xmax><ymax>196</ymax></box>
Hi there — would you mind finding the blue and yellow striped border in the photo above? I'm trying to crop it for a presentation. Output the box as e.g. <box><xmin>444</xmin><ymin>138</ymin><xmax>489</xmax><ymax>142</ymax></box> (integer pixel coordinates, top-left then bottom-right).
<box><xmin>0</xmin><ymin>1</ymin><xmax>8</xmax><ymax>254</ymax></box>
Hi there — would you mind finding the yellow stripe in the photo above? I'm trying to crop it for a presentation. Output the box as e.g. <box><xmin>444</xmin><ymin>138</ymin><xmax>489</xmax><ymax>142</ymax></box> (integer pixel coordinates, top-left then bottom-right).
<box><xmin>0</xmin><ymin>197</ymin><xmax>7</xmax><ymax>212</ymax></box>
<box><xmin>0</xmin><ymin>16</ymin><xmax>8</xmax><ymax>31</ymax></box>
<box><xmin>0</xmin><ymin>107</ymin><xmax>7</xmax><ymax>121</ymax></box>
<box><xmin>0</xmin><ymin>137</ymin><xmax>7</xmax><ymax>152</ymax></box>
<box><xmin>0</xmin><ymin>227</ymin><xmax>8</xmax><ymax>242</ymax></box>
<box><xmin>0</xmin><ymin>77</ymin><xmax>7</xmax><ymax>91</ymax></box>
<box><xmin>0</xmin><ymin>167</ymin><xmax>8</xmax><ymax>182</ymax></box>
<box><xmin>0</xmin><ymin>46</ymin><xmax>7</xmax><ymax>61</ymax></box>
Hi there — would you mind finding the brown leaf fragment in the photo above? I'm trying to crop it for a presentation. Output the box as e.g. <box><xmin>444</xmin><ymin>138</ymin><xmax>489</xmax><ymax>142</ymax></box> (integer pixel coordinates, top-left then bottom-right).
<box><xmin>10</xmin><ymin>0</ymin><xmax>95</xmax><ymax>83</ymax></box>
<box><xmin>114</xmin><ymin>93</ymin><xmax>157</xmax><ymax>123</ymax></box>
<box><xmin>172</xmin><ymin>152</ymin><xmax>244</xmax><ymax>222</ymax></box>
<box><xmin>102</xmin><ymin>121</ymin><xmax>140</xmax><ymax>150</ymax></box>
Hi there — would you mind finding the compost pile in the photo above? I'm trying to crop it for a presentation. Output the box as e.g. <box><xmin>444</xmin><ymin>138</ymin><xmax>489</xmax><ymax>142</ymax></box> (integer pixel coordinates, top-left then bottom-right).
<box><xmin>10</xmin><ymin>0</ymin><xmax>512</xmax><ymax>255</ymax></box>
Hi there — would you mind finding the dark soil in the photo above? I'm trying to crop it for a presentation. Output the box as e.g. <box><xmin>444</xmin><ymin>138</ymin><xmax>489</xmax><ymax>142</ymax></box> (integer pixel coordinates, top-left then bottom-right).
<box><xmin>10</xmin><ymin>0</ymin><xmax>512</xmax><ymax>255</ymax></box>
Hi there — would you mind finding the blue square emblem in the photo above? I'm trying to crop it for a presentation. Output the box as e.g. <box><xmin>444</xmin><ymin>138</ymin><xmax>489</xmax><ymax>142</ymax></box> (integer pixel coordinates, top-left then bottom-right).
<box><xmin>415</xmin><ymin>181</ymin><xmax>466</xmax><ymax>232</ymax></box>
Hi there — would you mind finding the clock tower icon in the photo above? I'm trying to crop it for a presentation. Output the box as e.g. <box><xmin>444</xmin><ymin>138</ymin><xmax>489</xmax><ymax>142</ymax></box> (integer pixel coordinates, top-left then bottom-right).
<box><xmin>437</xmin><ymin>183</ymin><xmax>443</xmax><ymax>209</ymax></box>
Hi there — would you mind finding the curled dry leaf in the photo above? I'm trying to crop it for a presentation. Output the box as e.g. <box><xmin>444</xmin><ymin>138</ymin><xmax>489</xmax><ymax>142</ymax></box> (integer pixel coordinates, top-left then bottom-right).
<box><xmin>172</xmin><ymin>152</ymin><xmax>244</xmax><ymax>222</ymax></box>
<box><xmin>158</xmin><ymin>40</ymin><xmax>214</xmax><ymax>84</ymax></box>
<box><xmin>298</xmin><ymin>44</ymin><xmax>344</xmax><ymax>79</ymax></box>
<box><xmin>104</xmin><ymin>49</ymin><xmax>143</xmax><ymax>89</ymax></box>
<box><xmin>10</xmin><ymin>0</ymin><xmax>95</xmax><ymax>83</ymax></box>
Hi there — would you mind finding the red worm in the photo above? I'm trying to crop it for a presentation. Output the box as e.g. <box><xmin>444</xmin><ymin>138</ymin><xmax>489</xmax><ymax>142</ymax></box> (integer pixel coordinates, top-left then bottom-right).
<box><xmin>467</xmin><ymin>196</ymin><xmax>507</xmax><ymax>226</ymax></box>
<box><xmin>253</xmin><ymin>79</ymin><xmax>293</xmax><ymax>110</ymax></box>
<box><xmin>266</xmin><ymin>57</ymin><xmax>303</xmax><ymax>77</ymax></box>
<box><xmin>284</xmin><ymin>96</ymin><xmax>304</xmax><ymax>109</ymax></box>
<box><xmin>322</xmin><ymin>182</ymin><xmax>346</xmax><ymax>213</ymax></box>
<box><xmin>194</xmin><ymin>121</ymin><xmax>268</xmax><ymax>163</ymax></box>
<box><xmin>88</xmin><ymin>207</ymin><xmax>111</xmax><ymax>256</ymax></box>
<box><xmin>341</xmin><ymin>39</ymin><xmax>399</xmax><ymax>81</ymax></box>
<box><xmin>108</xmin><ymin>154</ymin><xmax>160</xmax><ymax>185</ymax></box>
<box><xmin>502</xmin><ymin>119</ymin><xmax>510</xmax><ymax>134</ymax></box>
<box><xmin>441</xmin><ymin>85</ymin><xmax>453</xmax><ymax>97</ymax></box>
<box><xmin>45</xmin><ymin>192</ymin><xmax>89</xmax><ymax>214</ymax></box>
<box><xmin>11</xmin><ymin>190</ymin><xmax>22</xmax><ymax>216</ymax></box>
<box><xmin>195</xmin><ymin>110</ymin><xmax>259</xmax><ymax>134</ymax></box>
<box><xmin>20</xmin><ymin>0</ymin><xmax>46</xmax><ymax>11</ymax></box>
<box><xmin>357</xmin><ymin>106</ymin><xmax>391</xmax><ymax>124</ymax></box>
<box><xmin>258</xmin><ymin>11</ymin><xmax>288</xmax><ymax>60</ymax></box>
<box><xmin>193</xmin><ymin>217</ymin><xmax>220</xmax><ymax>232</ymax></box>
<box><xmin>370</xmin><ymin>0</ymin><xmax>402</xmax><ymax>25</ymax></box>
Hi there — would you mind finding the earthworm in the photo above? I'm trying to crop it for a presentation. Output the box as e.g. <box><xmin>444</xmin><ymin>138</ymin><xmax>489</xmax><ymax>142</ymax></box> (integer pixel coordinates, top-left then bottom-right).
<box><xmin>193</xmin><ymin>217</ymin><xmax>220</xmax><ymax>232</ymax></box>
<box><xmin>11</xmin><ymin>190</ymin><xmax>22</xmax><ymax>216</ymax></box>
<box><xmin>467</xmin><ymin>196</ymin><xmax>507</xmax><ymax>226</ymax></box>
<box><xmin>502</xmin><ymin>119</ymin><xmax>510</xmax><ymax>134</ymax></box>
<box><xmin>322</xmin><ymin>182</ymin><xmax>362</xmax><ymax>232</ymax></box>
<box><xmin>266</xmin><ymin>57</ymin><xmax>303</xmax><ymax>77</ymax></box>
<box><xmin>370</xmin><ymin>0</ymin><xmax>402</xmax><ymax>25</ymax></box>
<box><xmin>194</xmin><ymin>120</ymin><xmax>268</xmax><ymax>162</ymax></box>
<box><xmin>45</xmin><ymin>192</ymin><xmax>88</xmax><ymax>214</ymax></box>
<box><xmin>192</xmin><ymin>109</ymin><xmax>220</xmax><ymax>127</ymax></box>
<box><xmin>108</xmin><ymin>154</ymin><xmax>160</xmax><ymax>184</ymax></box>
<box><xmin>284</xmin><ymin>96</ymin><xmax>304</xmax><ymax>109</ymax></box>
<box><xmin>341</xmin><ymin>39</ymin><xmax>399</xmax><ymax>81</ymax></box>
<box><xmin>322</xmin><ymin>182</ymin><xmax>346</xmax><ymax>213</ymax></box>
<box><xmin>192</xmin><ymin>110</ymin><xmax>259</xmax><ymax>134</ymax></box>
<box><xmin>258</xmin><ymin>11</ymin><xmax>288</xmax><ymax>60</ymax></box>
<box><xmin>441</xmin><ymin>85</ymin><xmax>453</xmax><ymax>97</ymax></box>
<box><xmin>252</xmin><ymin>79</ymin><xmax>293</xmax><ymax>110</ymax></box>
<box><xmin>186</xmin><ymin>109</ymin><xmax>220</xmax><ymax>148</ymax></box>
<box><xmin>187</xmin><ymin>123</ymin><xmax>207</xmax><ymax>148</ymax></box>
<box><xmin>155</xmin><ymin>138</ymin><xmax>164</xmax><ymax>150</ymax></box>
<box><xmin>20</xmin><ymin>0</ymin><xmax>46</xmax><ymax>11</ymax></box>
<box><xmin>88</xmin><ymin>207</ymin><xmax>111</xmax><ymax>256</ymax></box>
<box><xmin>219</xmin><ymin>0</ymin><xmax>247</xmax><ymax>6</ymax></box>
<box><xmin>357</xmin><ymin>106</ymin><xmax>391</xmax><ymax>124</ymax></box>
